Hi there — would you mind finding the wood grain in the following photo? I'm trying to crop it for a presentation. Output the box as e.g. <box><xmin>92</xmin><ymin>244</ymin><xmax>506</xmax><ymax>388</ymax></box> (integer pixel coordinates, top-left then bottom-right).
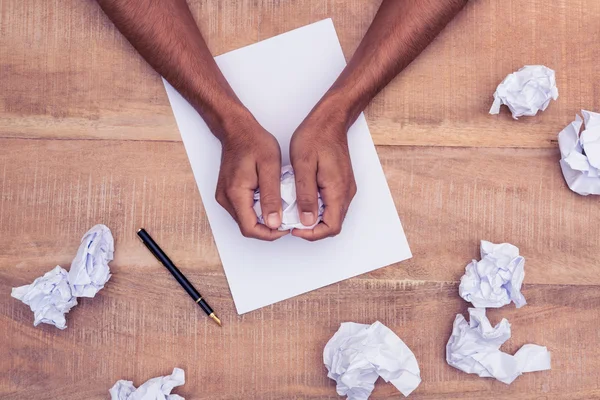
<box><xmin>1</xmin><ymin>0</ymin><xmax>599</xmax><ymax>147</ymax></box>
<box><xmin>1</xmin><ymin>139</ymin><xmax>599</xmax><ymax>398</ymax></box>
<box><xmin>2</xmin><ymin>276</ymin><xmax>600</xmax><ymax>399</ymax></box>
<box><xmin>0</xmin><ymin>139</ymin><xmax>598</xmax><ymax>286</ymax></box>
<box><xmin>1</xmin><ymin>0</ymin><xmax>600</xmax><ymax>399</ymax></box>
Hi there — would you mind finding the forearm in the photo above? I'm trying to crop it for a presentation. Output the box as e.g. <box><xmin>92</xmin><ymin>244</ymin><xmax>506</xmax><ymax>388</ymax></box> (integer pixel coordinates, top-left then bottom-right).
<box><xmin>323</xmin><ymin>0</ymin><xmax>468</xmax><ymax>127</ymax></box>
<box><xmin>96</xmin><ymin>0</ymin><xmax>250</xmax><ymax>140</ymax></box>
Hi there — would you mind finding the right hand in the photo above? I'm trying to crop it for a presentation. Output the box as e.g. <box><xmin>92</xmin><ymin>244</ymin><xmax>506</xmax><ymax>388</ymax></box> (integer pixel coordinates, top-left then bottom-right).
<box><xmin>214</xmin><ymin>115</ymin><xmax>289</xmax><ymax>241</ymax></box>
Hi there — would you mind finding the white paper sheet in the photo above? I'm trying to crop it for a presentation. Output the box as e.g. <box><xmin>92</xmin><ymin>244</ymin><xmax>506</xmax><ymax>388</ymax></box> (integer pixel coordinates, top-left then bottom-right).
<box><xmin>253</xmin><ymin>165</ymin><xmax>324</xmax><ymax>230</ymax></box>
<box><xmin>69</xmin><ymin>224</ymin><xmax>114</xmax><ymax>297</ymax></box>
<box><xmin>446</xmin><ymin>308</ymin><xmax>551</xmax><ymax>384</ymax></box>
<box><xmin>324</xmin><ymin>321</ymin><xmax>421</xmax><ymax>399</ymax></box>
<box><xmin>163</xmin><ymin>19</ymin><xmax>412</xmax><ymax>314</ymax></box>
<box><xmin>459</xmin><ymin>241</ymin><xmax>526</xmax><ymax>308</ymax></box>
<box><xmin>558</xmin><ymin>110</ymin><xmax>600</xmax><ymax>196</ymax></box>
<box><xmin>489</xmin><ymin>65</ymin><xmax>558</xmax><ymax>119</ymax></box>
<box><xmin>109</xmin><ymin>368</ymin><xmax>185</xmax><ymax>400</ymax></box>
<box><xmin>11</xmin><ymin>265</ymin><xmax>78</xmax><ymax>330</ymax></box>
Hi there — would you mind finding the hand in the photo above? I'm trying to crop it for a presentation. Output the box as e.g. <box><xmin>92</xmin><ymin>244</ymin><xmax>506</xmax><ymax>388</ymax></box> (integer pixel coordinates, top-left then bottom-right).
<box><xmin>215</xmin><ymin>114</ymin><xmax>289</xmax><ymax>241</ymax></box>
<box><xmin>289</xmin><ymin>101</ymin><xmax>357</xmax><ymax>241</ymax></box>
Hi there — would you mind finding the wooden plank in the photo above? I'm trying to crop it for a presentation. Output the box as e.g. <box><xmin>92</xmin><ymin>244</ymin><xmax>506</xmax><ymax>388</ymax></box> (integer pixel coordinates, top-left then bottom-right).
<box><xmin>2</xmin><ymin>275</ymin><xmax>599</xmax><ymax>399</ymax></box>
<box><xmin>0</xmin><ymin>138</ymin><xmax>598</xmax><ymax>286</ymax></box>
<box><xmin>1</xmin><ymin>0</ymin><xmax>599</xmax><ymax>147</ymax></box>
<box><xmin>2</xmin><ymin>1</ymin><xmax>600</xmax><ymax>398</ymax></box>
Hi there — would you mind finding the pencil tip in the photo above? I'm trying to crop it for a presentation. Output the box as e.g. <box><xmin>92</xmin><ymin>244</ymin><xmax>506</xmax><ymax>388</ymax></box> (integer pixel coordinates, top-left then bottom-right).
<box><xmin>209</xmin><ymin>313</ymin><xmax>222</xmax><ymax>327</ymax></box>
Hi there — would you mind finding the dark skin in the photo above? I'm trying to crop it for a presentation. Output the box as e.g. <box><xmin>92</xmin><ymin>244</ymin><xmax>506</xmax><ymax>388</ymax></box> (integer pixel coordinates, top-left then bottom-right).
<box><xmin>96</xmin><ymin>0</ymin><xmax>468</xmax><ymax>241</ymax></box>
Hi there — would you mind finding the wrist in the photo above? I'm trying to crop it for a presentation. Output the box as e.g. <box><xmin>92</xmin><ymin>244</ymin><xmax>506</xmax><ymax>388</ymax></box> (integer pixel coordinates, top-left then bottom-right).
<box><xmin>196</xmin><ymin>96</ymin><xmax>256</xmax><ymax>143</ymax></box>
<box><xmin>312</xmin><ymin>86</ymin><xmax>365</xmax><ymax>132</ymax></box>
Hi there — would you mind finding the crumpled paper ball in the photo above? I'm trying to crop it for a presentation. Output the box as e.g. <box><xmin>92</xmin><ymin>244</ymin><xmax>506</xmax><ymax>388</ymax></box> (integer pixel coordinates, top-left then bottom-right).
<box><xmin>109</xmin><ymin>368</ymin><xmax>185</xmax><ymax>400</ymax></box>
<box><xmin>11</xmin><ymin>265</ymin><xmax>78</xmax><ymax>330</ymax></box>
<box><xmin>459</xmin><ymin>240</ymin><xmax>526</xmax><ymax>308</ymax></box>
<box><xmin>489</xmin><ymin>65</ymin><xmax>558</xmax><ymax>119</ymax></box>
<box><xmin>69</xmin><ymin>224</ymin><xmax>114</xmax><ymax>297</ymax></box>
<box><xmin>323</xmin><ymin>321</ymin><xmax>421</xmax><ymax>399</ymax></box>
<box><xmin>446</xmin><ymin>308</ymin><xmax>551</xmax><ymax>385</ymax></box>
<box><xmin>12</xmin><ymin>224</ymin><xmax>115</xmax><ymax>329</ymax></box>
<box><xmin>253</xmin><ymin>165</ymin><xmax>324</xmax><ymax>230</ymax></box>
<box><xmin>558</xmin><ymin>110</ymin><xmax>600</xmax><ymax>196</ymax></box>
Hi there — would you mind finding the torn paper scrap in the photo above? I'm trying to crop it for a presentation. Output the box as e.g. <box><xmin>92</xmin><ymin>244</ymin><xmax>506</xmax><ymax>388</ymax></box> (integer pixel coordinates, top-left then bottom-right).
<box><xmin>446</xmin><ymin>308</ymin><xmax>551</xmax><ymax>384</ymax></box>
<box><xmin>110</xmin><ymin>368</ymin><xmax>185</xmax><ymax>400</ymax></box>
<box><xmin>11</xmin><ymin>266</ymin><xmax>78</xmax><ymax>330</ymax></box>
<box><xmin>68</xmin><ymin>224</ymin><xmax>114</xmax><ymax>297</ymax></box>
<box><xmin>253</xmin><ymin>165</ymin><xmax>324</xmax><ymax>230</ymax></box>
<box><xmin>558</xmin><ymin>110</ymin><xmax>600</xmax><ymax>196</ymax></box>
<box><xmin>459</xmin><ymin>240</ymin><xmax>526</xmax><ymax>309</ymax></box>
<box><xmin>324</xmin><ymin>321</ymin><xmax>421</xmax><ymax>399</ymax></box>
<box><xmin>489</xmin><ymin>65</ymin><xmax>558</xmax><ymax>119</ymax></box>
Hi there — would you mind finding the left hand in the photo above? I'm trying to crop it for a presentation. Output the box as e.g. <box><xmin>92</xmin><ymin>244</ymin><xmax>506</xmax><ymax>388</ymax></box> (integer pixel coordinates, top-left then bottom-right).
<box><xmin>289</xmin><ymin>102</ymin><xmax>357</xmax><ymax>241</ymax></box>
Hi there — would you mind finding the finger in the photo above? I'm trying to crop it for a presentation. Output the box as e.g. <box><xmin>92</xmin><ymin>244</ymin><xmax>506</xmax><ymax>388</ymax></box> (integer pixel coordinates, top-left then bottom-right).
<box><xmin>239</xmin><ymin>207</ymin><xmax>290</xmax><ymax>241</ymax></box>
<box><xmin>292</xmin><ymin>193</ymin><xmax>346</xmax><ymax>241</ymax></box>
<box><xmin>292</xmin><ymin>160</ymin><xmax>319</xmax><ymax>227</ymax></box>
<box><xmin>230</xmin><ymin>189</ymin><xmax>289</xmax><ymax>241</ymax></box>
<box><xmin>258</xmin><ymin>159</ymin><xmax>283</xmax><ymax>229</ymax></box>
<box><xmin>216</xmin><ymin>190</ymin><xmax>239</xmax><ymax>222</ymax></box>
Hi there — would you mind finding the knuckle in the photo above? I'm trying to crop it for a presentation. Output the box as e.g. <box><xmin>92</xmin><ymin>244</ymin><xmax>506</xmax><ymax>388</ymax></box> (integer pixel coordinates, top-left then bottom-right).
<box><xmin>237</xmin><ymin>218</ymin><xmax>255</xmax><ymax>238</ymax></box>
<box><xmin>348</xmin><ymin>183</ymin><xmax>357</xmax><ymax>199</ymax></box>
<box><xmin>349</xmin><ymin>178</ymin><xmax>357</xmax><ymax>192</ymax></box>
<box><xmin>326</xmin><ymin>175</ymin><xmax>346</xmax><ymax>190</ymax></box>
<box><xmin>296</xmin><ymin>193</ymin><xmax>316</xmax><ymax>207</ymax></box>
<box><xmin>260</xmin><ymin>193</ymin><xmax>281</xmax><ymax>206</ymax></box>
<box><xmin>263</xmin><ymin>132</ymin><xmax>280</xmax><ymax>147</ymax></box>
<box><xmin>215</xmin><ymin>191</ymin><xmax>227</xmax><ymax>207</ymax></box>
<box><xmin>239</xmin><ymin>226</ymin><xmax>253</xmax><ymax>238</ymax></box>
<box><xmin>224</xmin><ymin>187</ymin><xmax>238</xmax><ymax>200</ymax></box>
<box><xmin>295</xmin><ymin>175</ymin><xmax>315</xmax><ymax>192</ymax></box>
<box><xmin>330</xmin><ymin>224</ymin><xmax>342</xmax><ymax>236</ymax></box>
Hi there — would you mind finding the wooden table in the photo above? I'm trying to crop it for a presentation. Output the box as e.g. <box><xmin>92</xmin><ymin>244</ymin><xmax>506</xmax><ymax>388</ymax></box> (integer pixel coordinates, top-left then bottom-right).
<box><xmin>2</xmin><ymin>1</ymin><xmax>599</xmax><ymax>399</ymax></box>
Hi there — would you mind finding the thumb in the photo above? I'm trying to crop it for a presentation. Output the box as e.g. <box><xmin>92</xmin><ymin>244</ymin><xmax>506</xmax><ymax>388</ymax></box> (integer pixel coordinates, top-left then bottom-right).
<box><xmin>258</xmin><ymin>159</ymin><xmax>283</xmax><ymax>229</ymax></box>
<box><xmin>292</xmin><ymin>161</ymin><xmax>319</xmax><ymax>227</ymax></box>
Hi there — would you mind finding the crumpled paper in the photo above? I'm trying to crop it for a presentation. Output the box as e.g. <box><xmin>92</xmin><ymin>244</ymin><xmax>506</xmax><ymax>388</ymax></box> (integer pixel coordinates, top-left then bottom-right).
<box><xmin>253</xmin><ymin>165</ymin><xmax>324</xmax><ymax>230</ymax></box>
<box><xmin>489</xmin><ymin>65</ymin><xmax>558</xmax><ymax>119</ymax></box>
<box><xmin>69</xmin><ymin>224</ymin><xmax>114</xmax><ymax>297</ymax></box>
<box><xmin>558</xmin><ymin>110</ymin><xmax>600</xmax><ymax>196</ymax></box>
<box><xmin>11</xmin><ymin>265</ymin><xmax>78</xmax><ymax>330</ymax></box>
<box><xmin>446</xmin><ymin>308</ymin><xmax>551</xmax><ymax>384</ymax></box>
<box><xmin>459</xmin><ymin>241</ymin><xmax>526</xmax><ymax>309</ymax></box>
<box><xmin>109</xmin><ymin>368</ymin><xmax>185</xmax><ymax>400</ymax></box>
<box><xmin>323</xmin><ymin>321</ymin><xmax>421</xmax><ymax>399</ymax></box>
<box><xmin>12</xmin><ymin>224</ymin><xmax>114</xmax><ymax>329</ymax></box>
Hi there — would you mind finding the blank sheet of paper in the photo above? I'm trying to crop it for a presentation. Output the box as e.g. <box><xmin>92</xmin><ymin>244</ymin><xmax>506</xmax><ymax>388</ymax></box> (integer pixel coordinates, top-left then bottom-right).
<box><xmin>163</xmin><ymin>19</ymin><xmax>412</xmax><ymax>314</ymax></box>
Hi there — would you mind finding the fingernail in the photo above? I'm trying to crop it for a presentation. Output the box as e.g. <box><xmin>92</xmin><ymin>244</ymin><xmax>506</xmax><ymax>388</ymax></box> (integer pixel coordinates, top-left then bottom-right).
<box><xmin>267</xmin><ymin>213</ymin><xmax>281</xmax><ymax>228</ymax></box>
<box><xmin>301</xmin><ymin>212</ymin><xmax>315</xmax><ymax>226</ymax></box>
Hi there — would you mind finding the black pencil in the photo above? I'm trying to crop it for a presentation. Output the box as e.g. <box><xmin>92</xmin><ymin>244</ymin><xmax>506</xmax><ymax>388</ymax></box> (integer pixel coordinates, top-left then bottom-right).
<box><xmin>137</xmin><ymin>228</ymin><xmax>221</xmax><ymax>327</ymax></box>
